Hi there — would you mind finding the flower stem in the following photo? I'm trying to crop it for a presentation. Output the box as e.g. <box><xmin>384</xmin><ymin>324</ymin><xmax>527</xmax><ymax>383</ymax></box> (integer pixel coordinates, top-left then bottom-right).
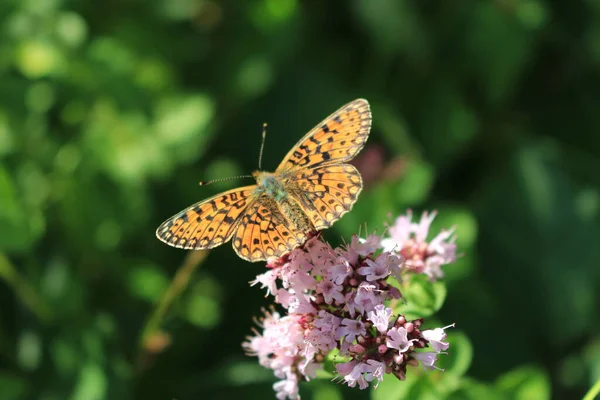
<box><xmin>0</xmin><ymin>253</ymin><xmax>53</xmax><ymax>323</ymax></box>
<box><xmin>583</xmin><ymin>379</ymin><xmax>600</xmax><ymax>400</ymax></box>
<box><xmin>137</xmin><ymin>250</ymin><xmax>208</xmax><ymax>360</ymax></box>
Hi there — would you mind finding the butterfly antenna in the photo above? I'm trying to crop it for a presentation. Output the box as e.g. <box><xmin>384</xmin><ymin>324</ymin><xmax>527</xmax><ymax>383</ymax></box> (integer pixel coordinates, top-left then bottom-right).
<box><xmin>199</xmin><ymin>175</ymin><xmax>253</xmax><ymax>186</ymax></box>
<box><xmin>258</xmin><ymin>123</ymin><xmax>267</xmax><ymax>170</ymax></box>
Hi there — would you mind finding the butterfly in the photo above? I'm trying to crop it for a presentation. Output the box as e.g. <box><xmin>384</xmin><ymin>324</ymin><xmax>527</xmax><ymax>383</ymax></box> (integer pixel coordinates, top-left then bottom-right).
<box><xmin>156</xmin><ymin>99</ymin><xmax>371</xmax><ymax>262</ymax></box>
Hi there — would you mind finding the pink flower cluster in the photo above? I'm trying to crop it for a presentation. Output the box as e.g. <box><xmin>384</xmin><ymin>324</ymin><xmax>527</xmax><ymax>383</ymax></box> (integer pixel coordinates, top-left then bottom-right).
<box><xmin>243</xmin><ymin>211</ymin><xmax>457</xmax><ymax>400</ymax></box>
<box><xmin>382</xmin><ymin>210</ymin><xmax>457</xmax><ymax>280</ymax></box>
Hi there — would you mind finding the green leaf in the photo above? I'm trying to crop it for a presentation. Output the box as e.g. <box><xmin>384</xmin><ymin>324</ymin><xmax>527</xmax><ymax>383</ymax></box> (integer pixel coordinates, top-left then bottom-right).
<box><xmin>312</xmin><ymin>383</ymin><xmax>343</xmax><ymax>400</ymax></box>
<box><xmin>0</xmin><ymin>166</ymin><xmax>30</xmax><ymax>251</ymax></box>
<box><xmin>417</xmin><ymin>81</ymin><xmax>479</xmax><ymax>165</ymax></box>
<box><xmin>353</xmin><ymin>0</ymin><xmax>423</xmax><ymax>55</ymax></box>
<box><xmin>583</xmin><ymin>380</ymin><xmax>600</xmax><ymax>400</ymax></box>
<box><xmin>181</xmin><ymin>277</ymin><xmax>222</xmax><ymax>328</ymax></box>
<box><xmin>221</xmin><ymin>361</ymin><xmax>274</xmax><ymax>386</ymax></box>
<box><xmin>70</xmin><ymin>363</ymin><xmax>107</xmax><ymax>400</ymax></box>
<box><xmin>127</xmin><ymin>264</ymin><xmax>169</xmax><ymax>302</ymax></box>
<box><xmin>183</xmin><ymin>293</ymin><xmax>220</xmax><ymax>328</ymax></box>
<box><xmin>375</xmin><ymin>102</ymin><xmax>419</xmax><ymax>156</ymax></box>
<box><xmin>442</xmin><ymin>331</ymin><xmax>473</xmax><ymax>378</ymax></box>
<box><xmin>448</xmin><ymin>377</ymin><xmax>503</xmax><ymax>400</ymax></box>
<box><xmin>465</xmin><ymin>2</ymin><xmax>542</xmax><ymax>104</ymax></box>
<box><xmin>396</xmin><ymin>274</ymin><xmax>447</xmax><ymax>319</ymax></box>
<box><xmin>250</xmin><ymin>0</ymin><xmax>298</xmax><ymax>31</ymax></box>
<box><xmin>154</xmin><ymin>94</ymin><xmax>215</xmax><ymax>148</ymax></box>
<box><xmin>17</xmin><ymin>330</ymin><xmax>42</xmax><ymax>371</ymax></box>
<box><xmin>476</xmin><ymin>142</ymin><xmax>599</xmax><ymax>346</ymax></box>
<box><xmin>495</xmin><ymin>365</ymin><xmax>551</xmax><ymax>400</ymax></box>
<box><xmin>16</xmin><ymin>40</ymin><xmax>63</xmax><ymax>79</ymax></box>
<box><xmin>434</xmin><ymin>207</ymin><xmax>478</xmax><ymax>251</ymax></box>
<box><xmin>51</xmin><ymin>338</ymin><xmax>81</xmax><ymax>376</ymax></box>
<box><xmin>371</xmin><ymin>367</ymin><xmax>419</xmax><ymax>400</ymax></box>
<box><xmin>373</xmin><ymin>368</ymin><xmax>452</xmax><ymax>400</ymax></box>
<box><xmin>394</xmin><ymin>159</ymin><xmax>435</xmax><ymax>206</ymax></box>
<box><xmin>0</xmin><ymin>112</ymin><xmax>15</xmax><ymax>157</ymax></box>
<box><xmin>0</xmin><ymin>373</ymin><xmax>29</xmax><ymax>400</ymax></box>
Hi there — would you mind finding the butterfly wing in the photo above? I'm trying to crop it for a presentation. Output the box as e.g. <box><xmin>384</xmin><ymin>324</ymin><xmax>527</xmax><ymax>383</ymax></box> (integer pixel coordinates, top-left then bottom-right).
<box><xmin>276</xmin><ymin>98</ymin><xmax>371</xmax><ymax>173</ymax></box>
<box><xmin>156</xmin><ymin>186</ymin><xmax>258</xmax><ymax>250</ymax></box>
<box><xmin>287</xmin><ymin>164</ymin><xmax>363</xmax><ymax>230</ymax></box>
<box><xmin>232</xmin><ymin>195</ymin><xmax>308</xmax><ymax>262</ymax></box>
<box><xmin>157</xmin><ymin>99</ymin><xmax>370</xmax><ymax>260</ymax></box>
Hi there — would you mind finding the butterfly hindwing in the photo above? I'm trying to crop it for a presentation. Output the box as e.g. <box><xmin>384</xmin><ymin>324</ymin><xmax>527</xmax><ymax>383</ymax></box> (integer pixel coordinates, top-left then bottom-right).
<box><xmin>289</xmin><ymin>164</ymin><xmax>363</xmax><ymax>230</ymax></box>
<box><xmin>276</xmin><ymin>99</ymin><xmax>371</xmax><ymax>173</ymax></box>
<box><xmin>156</xmin><ymin>186</ymin><xmax>258</xmax><ymax>250</ymax></box>
<box><xmin>232</xmin><ymin>196</ymin><xmax>307</xmax><ymax>261</ymax></box>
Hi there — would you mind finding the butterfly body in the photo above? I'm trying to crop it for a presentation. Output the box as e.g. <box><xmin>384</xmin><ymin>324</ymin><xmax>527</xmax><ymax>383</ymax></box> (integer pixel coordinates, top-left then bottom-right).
<box><xmin>157</xmin><ymin>99</ymin><xmax>371</xmax><ymax>262</ymax></box>
<box><xmin>253</xmin><ymin>171</ymin><xmax>288</xmax><ymax>202</ymax></box>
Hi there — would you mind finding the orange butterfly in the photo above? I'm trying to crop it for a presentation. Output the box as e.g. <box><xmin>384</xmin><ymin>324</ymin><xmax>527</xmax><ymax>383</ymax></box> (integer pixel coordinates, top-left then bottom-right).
<box><xmin>156</xmin><ymin>99</ymin><xmax>371</xmax><ymax>262</ymax></box>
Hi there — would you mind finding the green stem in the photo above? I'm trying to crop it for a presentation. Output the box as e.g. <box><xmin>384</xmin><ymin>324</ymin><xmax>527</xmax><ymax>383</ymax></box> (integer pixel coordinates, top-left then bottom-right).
<box><xmin>0</xmin><ymin>253</ymin><xmax>53</xmax><ymax>323</ymax></box>
<box><xmin>583</xmin><ymin>379</ymin><xmax>600</xmax><ymax>400</ymax></box>
<box><xmin>138</xmin><ymin>250</ymin><xmax>208</xmax><ymax>352</ymax></box>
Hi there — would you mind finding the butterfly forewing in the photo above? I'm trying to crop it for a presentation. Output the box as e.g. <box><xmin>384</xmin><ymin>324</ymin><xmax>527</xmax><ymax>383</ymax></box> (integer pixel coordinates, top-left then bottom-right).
<box><xmin>276</xmin><ymin>99</ymin><xmax>371</xmax><ymax>173</ymax></box>
<box><xmin>156</xmin><ymin>186</ymin><xmax>258</xmax><ymax>250</ymax></box>
<box><xmin>289</xmin><ymin>164</ymin><xmax>363</xmax><ymax>230</ymax></box>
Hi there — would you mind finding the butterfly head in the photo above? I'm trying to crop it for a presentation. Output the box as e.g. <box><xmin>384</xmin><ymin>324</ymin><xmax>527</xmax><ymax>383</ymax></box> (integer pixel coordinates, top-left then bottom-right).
<box><xmin>253</xmin><ymin>170</ymin><xmax>288</xmax><ymax>202</ymax></box>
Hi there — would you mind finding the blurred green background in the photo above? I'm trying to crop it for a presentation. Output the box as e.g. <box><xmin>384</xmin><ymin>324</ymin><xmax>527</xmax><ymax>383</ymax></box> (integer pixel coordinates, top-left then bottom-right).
<box><xmin>1</xmin><ymin>0</ymin><xmax>600</xmax><ymax>399</ymax></box>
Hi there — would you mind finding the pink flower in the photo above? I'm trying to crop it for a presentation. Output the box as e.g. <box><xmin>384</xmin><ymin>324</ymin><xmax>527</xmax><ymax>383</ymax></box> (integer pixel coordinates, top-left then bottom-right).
<box><xmin>364</xmin><ymin>360</ymin><xmax>385</xmax><ymax>388</ymax></box>
<box><xmin>382</xmin><ymin>211</ymin><xmax>413</xmax><ymax>247</ymax></box>
<box><xmin>380</xmin><ymin>252</ymin><xmax>403</xmax><ymax>281</ymax></box>
<box><xmin>386</xmin><ymin>326</ymin><xmax>415</xmax><ymax>353</ymax></box>
<box><xmin>348</xmin><ymin>234</ymin><xmax>381</xmax><ymax>257</ymax></box>
<box><xmin>414</xmin><ymin>211</ymin><xmax>436</xmax><ymax>242</ymax></box>
<box><xmin>299</xmin><ymin>359</ymin><xmax>320</xmax><ymax>379</ymax></box>
<box><xmin>243</xmin><ymin>312</ymin><xmax>303</xmax><ymax>372</ymax></box>
<box><xmin>281</xmin><ymin>257</ymin><xmax>316</xmax><ymax>292</ymax></box>
<box><xmin>357</xmin><ymin>253</ymin><xmax>393</xmax><ymax>281</ymax></box>
<box><xmin>429</xmin><ymin>229</ymin><xmax>457</xmax><ymax>261</ymax></box>
<box><xmin>381</xmin><ymin>210</ymin><xmax>456</xmax><ymax>280</ymax></box>
<box><xmin>424</xmin><ymin>230</ymin><xmax>457</xmax><ymax>279</ymax></box>
<box><xmin>413</xmin><ymin>351</ymin><xmax>444</xmax><ymax>371</ymax></box>
<box><xmin>305</xmin><ymin>237</ymin><xmax>335</xmax><ymax>264</ymax></box>
<box><xmin>244</xmin><ymin>310</ymin><xmax>325</xmax><ymax>399</ymax></box>
<box><xmin>422</xmin><ymin>324</ymin><xmax>454</xmax><ymax>352</ymax></box>
<box><xmin>349</xmin><ymin>282</ymin><xmax>381</xmax><ymax>316</ymax></box>
<box><xmin>313</xmin><ymin>310</ymin><xmax>342</xmax><ymax>333</ymax></box>
<box><xmin>275</xmin><ymin>288</ymin><xmax>294</xmax><ymax>309</ymax></box>
<box><xmin>336</xmin><ymin>359</ymin><xmax>359</xmax><ymax>376</ymax></box>
<box><xmin>316</xmin><ymin>279</ymin><xmax>345</xmax><ymax>304</ymax></box>
<box><xmin>328</xmin><ymin>259</ymin><xmax>353</xmax><ymax>285</ymax></box>
<box><xmin>367</xmin><ymin>304</ymin><xmax>392</xmax><ymax>333</ymax></box>
<box><xmin>246</xmin><ymin>216</ymin><xmax>459</xmax><ymax>399</ymax></box>
<box><xmin>336</xmin><ymin>319</ymin><xmax>366</xmax><ymax>343</ymax></box>
<box><xmin>273</xmin><ymin>373</ymin><xmax>299</xmax><ymax>400</ymax></box>
<box><xmin>339</xmin><ymin>361</ymin><xmax>369</xmax><ymax>389</ymax></box>
<box><xmin>305</xmin><ymin>328</ymin><xmax>336</xmax><ymax>353</ymax></box>
<box><xmin>287</xmin><ymin>292</ymin><xmax>316</xmax><ymax>314</ymax></box>
<box><xmin>250</xmin><ymin>269</ymin><xmax>279</xmax><ymax>296</ymax></box>
<box><xmin>338</xmin><ymin>339</ymin><xmax>352</xmax><ymax>356</ymax></box>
